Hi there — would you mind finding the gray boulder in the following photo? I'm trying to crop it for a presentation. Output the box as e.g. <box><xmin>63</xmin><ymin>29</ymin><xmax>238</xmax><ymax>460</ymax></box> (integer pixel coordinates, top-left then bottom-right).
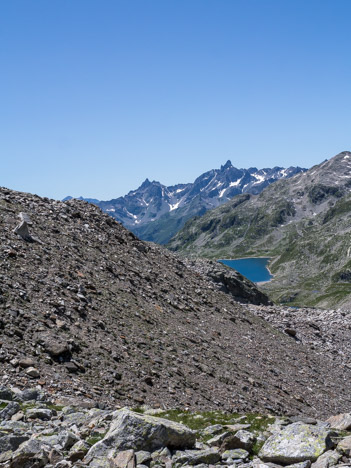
<box><xmin>326</xmin><ymin>413</ymin><xmax>351</xmax><ymax>430</ymax></box>
<box><xmin>311</xmin><ymin>450</ymin><xmax>341</xmax><ymax>468</ymax></box>
<box><xmin>259</xmin><ymin>422</ymin><xmax>335</xmax><ymax>464</ymax></box>
<box><xmin>173</xmin><ymin>448</ymin><xmax>221</xmax><ymax>465</ymax></box>
<box><xmin>221</xmin><ymin>429</ymin><xmax>256</xmax><ymax>451</ymax></box>
<box><xmin>0</xmin><ymin>402</ymin><xmax>20</xmax><ymax>421</ymax></box>
<box><xmin>10</xmin><ymin>439</ymin><xmax>49</xmax><ymax>468</ymax></box>
<box><xmin>86</xmin><ymin>408</ymin><xmax>195</xmax><ymax>463</ymax></box>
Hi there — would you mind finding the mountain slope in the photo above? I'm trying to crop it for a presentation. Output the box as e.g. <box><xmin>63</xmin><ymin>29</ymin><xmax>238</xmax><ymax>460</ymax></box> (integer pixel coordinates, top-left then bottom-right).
<box><xmin>168</xmin><ymin>151</ymin><xmax>351</xmax><ymax>309</ymax></box>
<box><xmin>67</xmin><ymin>162</ymin><xmax>305</xmax><ymax>244</ymax></box>
<box><xmin>2</xmin><ymin>186</ymin><xmax>351</xmax><ymax>417</ymax></box>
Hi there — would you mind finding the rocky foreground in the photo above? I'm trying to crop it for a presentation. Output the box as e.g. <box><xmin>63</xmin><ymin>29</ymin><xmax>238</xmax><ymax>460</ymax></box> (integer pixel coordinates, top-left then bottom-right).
<box><xmin>1</xmin><ymin>386</ymin><xmax>351</xmax><ymax>468</ymax></box>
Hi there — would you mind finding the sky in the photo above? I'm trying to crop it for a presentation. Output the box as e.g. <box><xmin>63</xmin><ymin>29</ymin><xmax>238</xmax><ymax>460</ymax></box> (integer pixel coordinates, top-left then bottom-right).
<box><xmin>1</xmin><ymin>0</ymin><xmax>351</xmax><ymax>200</ymax></box>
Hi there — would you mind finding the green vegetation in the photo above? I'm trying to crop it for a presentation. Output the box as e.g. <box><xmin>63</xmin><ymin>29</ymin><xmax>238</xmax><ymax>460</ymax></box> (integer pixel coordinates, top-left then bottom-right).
<box><xmin>156</xmin><ymin>409</ymin><xmax>275</xmax><ymax>442</ymax></box>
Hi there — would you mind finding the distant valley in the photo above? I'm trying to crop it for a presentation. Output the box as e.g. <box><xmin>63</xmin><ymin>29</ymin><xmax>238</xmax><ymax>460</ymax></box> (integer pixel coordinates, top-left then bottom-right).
<box><xmin>65</xmin><ymin>162</ymin><xmax>305</xmax><ymax>244</ymax></box>
<box><xmin>169</xmin><ymin>151</ymin><xmax>351</xmax><ymax>309</ymax></box>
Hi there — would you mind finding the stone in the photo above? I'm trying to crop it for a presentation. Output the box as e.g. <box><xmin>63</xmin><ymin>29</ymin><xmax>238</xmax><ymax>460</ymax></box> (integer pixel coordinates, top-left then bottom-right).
<box><xmin>49</xmin><ymin>448</ymin><xmax>64</xmax><ymax>464</ymax></box>
<box><xmin>58</xmin><ymin>431</ymin><xmax>79</xmax><ymax>450</ymax></box>
<box><xmin>311</xmin><ymin>450</ymin><xmax>341</xmax><ymax>468</ymax></box>
<box><xmin>18</xmin><ymin>357</ymin><xmax>35</xmax><ymax>368</ymax></box>
<box><xmin>173</xmin><ymin>448</ymin><xmax>221</xmax><ymax>465</ymax></box>
<box><xmin>0</xmin><ymin>386</ymin><xmax>14</xmax><ymax>401</ymax></box>
<box><xmin>86</xmin><ymin>408</ymin><xmax>196</xmax><ymax>461</ymax></box>
<box><xmin>19</xmin><ymin>388</ymin><xmax>39</xmax><ymax>401</ymax></box>
<box><xmin>337</xmin><ymin>435</ymin><xmax>351</xmax><ymax>455</ymax></box>
<box><xmin>287</xmin><ymin>462</ymin><xmax>312</xmax><ymax>468</ymax></box>
<box><xmin>68</xmin><ymin>440</ymin><xmax>90</xmax><ymax>462</ymax></box>
<box><xmin>221</xmin><ymin>429</ymin><xmax>256</xmax><ymax>451</ymax></box>
<box><xmin>0</xmin><ymin>434</ymin><xmax>29</xmax><ymax>452</ymax></box>
<box><xmin>0</xmin><ymin>401</ymin><xmax>20</xmax><ymax>420</ymax></box>
<box><xmin>135</xmin><ymin>451</ymin><xmax>152</xmax><ymax>465</ymax></box>
<box><xmin>326</xmin><ymin>413</ymin><xmax>351</xmax><ymax>430</ymax></box>
<box><xmin>13</xmin><ymin>220</ymin><xmax>33</xmax><ymax>242</ymax></box>
<box><xmin>26</xmin><ymin>408</ymin><xmax>53</xmax><ymax>420</ymax></box>
<box><xmin>221</xmin><ymin>448</ymin><xmax>249</xmax><ymax>460</ymax></box>
<box><xmin>111</xmin><ymin>449</ymin><xmax>135</xmax><ymax>468</ymax></box>
<box><xmin>10</xmin><ymin>439</ymin><xmax>49</xmax><ymax>468</ymax></box>
<box><xmin>207</xmin><ymin>431</ymin><xmax>232</xmax><ymax>447</ymax></box>
<box><xmin>25</xmin><ymin>366</ymin><xmax>40</xmax><ymax>378</ymax></box>
<box><xmin>259</xmin><ymin>423</ymin><xmax>335</xmax><ymax>464</ymax></box>
<box><xmin>202</xmin><ymin>424</ymin><xmax>224</xmax><ymax>436</ymax></box>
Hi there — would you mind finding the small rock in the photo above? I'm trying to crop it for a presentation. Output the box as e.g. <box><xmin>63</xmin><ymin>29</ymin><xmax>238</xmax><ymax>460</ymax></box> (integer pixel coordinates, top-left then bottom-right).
<box><xmin>135</xmin><ymin>451</ymin><xmax>152</xmax><ymax>465</ymax></box>
<box><xmin>221</xmin><ymin>448</ymin><xmax>249</xmax><ymax>460</ymax></box>
<box><xmin>26</xmin><ymin>408</ymin><xmax>53</xmax><ymax>420</ymax></box>
<box><xmin>25</xmin><ymin>366</ymin><xmax>40</xmax><ymax>378</ymax></box>
<box><xmin>111</xmin><ymin>449</ymin><xmax>136</xmax><ymax>468</ymax></box>
<box><xmin>18</xmin><ymin>357</ymin><xmax>36</xmax><ymax>368</ymax></box>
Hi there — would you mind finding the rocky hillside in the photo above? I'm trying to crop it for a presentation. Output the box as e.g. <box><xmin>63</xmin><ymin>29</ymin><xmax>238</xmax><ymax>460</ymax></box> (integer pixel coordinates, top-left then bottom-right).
<box><xmin>168</xmin><ymin>151</ymin><xmax>351</xmax><ymax>309</ymax></box>
<box><xmin>66</xmin><ymin>162</ymin><xmax>305</xmax><ymax>244</ymax></box>
<box><xmin>2</xmin><ymin>186</ymin><xmax>351</xmax><ymax>419</ymax></box>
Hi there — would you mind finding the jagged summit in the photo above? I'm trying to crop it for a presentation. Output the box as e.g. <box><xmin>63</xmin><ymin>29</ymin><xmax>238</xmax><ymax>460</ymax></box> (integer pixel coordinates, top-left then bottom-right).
<box><xmin>71</xmin><ymin>161</ymin><xmax>306</xmax><ymax>244</ymax></box>
<box><xmin>221</xmin><ymin>160</ymin><xmax>232</xmax><ymax>170</ymax></box>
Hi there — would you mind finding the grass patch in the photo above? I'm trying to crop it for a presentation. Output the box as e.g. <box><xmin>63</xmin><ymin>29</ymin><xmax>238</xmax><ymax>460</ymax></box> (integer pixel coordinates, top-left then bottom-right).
<box><xmin>0</xmin><ymin>402</ymin><xmax>8</xmax><ymax>410</ymax></box>
<box><xmin>155</xmin><ymin>410</ymin><xmax>275</xmax><ymax>442</ymax></box>
<box><xmin>86</xmin><ymin>433</ymin><xmax>107</xmax><ymax>446</ymax></box>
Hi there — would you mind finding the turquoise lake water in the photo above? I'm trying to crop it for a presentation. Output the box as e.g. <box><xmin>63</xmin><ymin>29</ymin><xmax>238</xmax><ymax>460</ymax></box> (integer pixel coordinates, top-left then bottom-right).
<box><xmin>218</xmin><ymin>257</ymin><xmax>273</xmax><ymax>283</ymax></box>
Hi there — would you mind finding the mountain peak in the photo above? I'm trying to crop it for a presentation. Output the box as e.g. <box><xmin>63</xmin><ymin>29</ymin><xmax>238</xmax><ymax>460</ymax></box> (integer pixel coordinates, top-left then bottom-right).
<box><xmin>221</xmin><ymin>160</ymin><xmax>232</xmax><ymax>170</ymax></box>
<box><xmin>140</xmin><ymin>178</ymin><xmax>152</xmax><ymax>188</ymax></box>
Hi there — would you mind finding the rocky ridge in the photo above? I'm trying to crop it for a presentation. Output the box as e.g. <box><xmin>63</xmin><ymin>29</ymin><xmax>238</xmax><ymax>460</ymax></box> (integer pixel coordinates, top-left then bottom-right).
<box><xmin>67</xmin><ymin>162</ymin><xmax>305</xmax><ymax>244</ymax></box>
<box><xmin>2</xmin><ymin>186</ymin><xmax>351</xmax><ymax>422</ymax></box>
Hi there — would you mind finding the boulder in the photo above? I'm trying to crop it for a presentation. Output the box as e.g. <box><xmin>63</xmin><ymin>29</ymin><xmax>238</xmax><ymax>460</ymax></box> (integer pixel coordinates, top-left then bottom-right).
<box><xmin>326</xmin><ymin>413</ymin><xmax>351</xmax><ymax>430</ymax></box>
<box><xmin>221</xmin><ymin>448</ymin><xmax>249</xmax><ymax>460</ymax></box>
<box><xmin>85</xmin><ymin>408</ymin><xmax>195</xmax><ymax>462</ymax></box>
<box><xmin>26</xmin><ymin>408</ymin><xmax>52</xmax><ymax>421</ymax></box>
<box><xmin>311</xmin><ymin>450</ymin><xmax>341</xmax><ymax>468</ymax></box>
<box><xmin>9</xmin><ymin>439</ymin><xmax>49</xmax><ymax>468</ymax></box>
<box><xmin>173</xmin><ymin>448</ymin><xmax>221</xmax><ymax>465</ymax></box>
<box><xmin>111</xmin><ymin>449</ymin><xmax>135</xmax><ymax>468</ymax></box>
<box><xmin>221</xmin><ymin>429</ymin><xmax>256</xmax><ymax>451</ymax></box>
<box><xmin>337</xmin><ymin>435</ymin><xmax>351</xmax><ymax>455</ymax></box>
<box><xmin>259</xmin><ymin>422</ymin><xmax>335</xmax><ymax>464</ymax></box>
<box><xmin>0</xmin><ymin>402</ymin><xmax>20</xmax><ymax>421</ymax></box>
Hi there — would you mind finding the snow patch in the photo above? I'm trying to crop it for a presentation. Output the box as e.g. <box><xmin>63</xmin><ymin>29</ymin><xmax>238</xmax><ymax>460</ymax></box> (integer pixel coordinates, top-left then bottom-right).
<box><xmin>169</xmin><ymin>201</ymin><xmax>181</xmax><ymax>211</ymax></box>
<box><xmin>106</xmin><ymin>208</ymin><xmax>115</xmax><ymax>212</ymax></box>
<box><xmin>230</xmin><ymin>177</ymin><xmax>242</xmax><ymax>187</ymax></box>
<box><xmin>253</xmin><ymin>174</ymin><xmax>265</xmax><ymax>184</ymax></box>
<box><xmin>219</xmin><ymin>188</ymin><xmax>227</xmax><ymax>198</ymax></box>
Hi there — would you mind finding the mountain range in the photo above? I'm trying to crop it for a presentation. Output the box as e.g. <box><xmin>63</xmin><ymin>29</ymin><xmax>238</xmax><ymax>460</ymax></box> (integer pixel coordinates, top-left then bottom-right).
<box><xmin>168</xmin><ymin>151</ymin><xmax>351</xmax><ymax>309</ymax></box>
<box><xmin>65</xmin><ymin>162</ymin><xmax>305</xmax><ymax>244</ymax></box>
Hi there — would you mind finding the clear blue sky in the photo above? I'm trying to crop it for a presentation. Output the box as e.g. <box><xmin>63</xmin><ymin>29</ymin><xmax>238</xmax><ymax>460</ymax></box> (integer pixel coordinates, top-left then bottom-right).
<box><xmin>1</xmin><ymin>0</ymin><xmax>351</xmax><ymax>200</ymax></box>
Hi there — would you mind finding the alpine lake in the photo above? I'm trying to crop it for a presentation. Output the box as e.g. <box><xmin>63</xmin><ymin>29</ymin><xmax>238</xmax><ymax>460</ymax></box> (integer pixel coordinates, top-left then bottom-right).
<box><xmin>219</xmin><ymin>257</ymin><xmax>273</xmax><ymax>283</ymax></box>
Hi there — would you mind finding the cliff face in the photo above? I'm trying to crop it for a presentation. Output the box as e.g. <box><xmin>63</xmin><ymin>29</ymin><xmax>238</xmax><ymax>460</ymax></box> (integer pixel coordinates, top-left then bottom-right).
<box><xmin>1</xmin><ymin>186</ymin><xmax>351</xmax><ymax>418</ymax></box>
